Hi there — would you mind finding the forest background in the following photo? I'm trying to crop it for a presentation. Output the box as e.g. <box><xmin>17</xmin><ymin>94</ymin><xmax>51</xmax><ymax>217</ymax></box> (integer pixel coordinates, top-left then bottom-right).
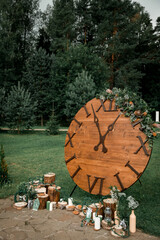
<box><xmin>0</xmin><ymin>0</ymin><xmax>160</xmax><ymax>129</ymax></box>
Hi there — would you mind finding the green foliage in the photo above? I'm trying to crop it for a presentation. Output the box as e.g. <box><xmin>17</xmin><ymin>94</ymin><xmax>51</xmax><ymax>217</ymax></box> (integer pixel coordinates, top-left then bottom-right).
<box><xmin>0</xmin><ymin>145</ymin><xmax>9</xmax><ymax>186</ymax></box>
<box><xmin>50</xmin><ymin>44</ymin><xmax>109</xmax><ymax>122</ymax></box>
<box><xmin>27</xmin><ymin>187</ymin><xmax>37</xmax><ymax>200</ymax></box>
<box><xmin>4</xmin><ymin>82</ymin><xmax>37</xmax><ymax>133</ymax></box>
<box><xmin>47</xmin><ymin>0</ymin><xmax>76</xmax><ymax>53</ymax></box>
<box><xmin>46</xmin><ymin>114</ymin><xmax>59</xmax><ymax>135</ymax></box>
<box><xmin>22</xmin><ymin>47</ymin><xmax>54</xmax><ymax>125</ymax></box>
<box><xmin>0</xmin><ymin>0</ymin><xmax>39</xmax><ymax>89</ymax></box>
<box><xmin>97</xmin><ymin>88</ymin><xmax>155</xmax><ymax>145</ymax></box>
<box><xmin>0</xmin><ymin>87</ymin><xmax>6</xmax><ymax>126</ymax></box>
<box><xmin>65</xmin><ymin>70</ymin><xmax>96</xmax><ymax>122</ymax></box>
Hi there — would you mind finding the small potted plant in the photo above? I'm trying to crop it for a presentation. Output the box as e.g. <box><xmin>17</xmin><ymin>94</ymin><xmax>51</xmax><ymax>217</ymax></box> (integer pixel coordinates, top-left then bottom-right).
<box><xmin>14</xmin><ymin>182</ymin><xmax>28</xmax><ymax>203</ymax></box>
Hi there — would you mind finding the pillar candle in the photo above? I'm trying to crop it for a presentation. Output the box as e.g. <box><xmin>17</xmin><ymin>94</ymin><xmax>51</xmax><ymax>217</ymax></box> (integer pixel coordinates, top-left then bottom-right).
<box><xmin>94</xmin><ymin>217</ymin><xmax>101</xmax><ymax>230</ymax></box>
<box><xmin>49</xmin><ymin>202</ymin><xmax>53</xmax><ymax>211</ymax></box>
<box><xmin>68</xmin><ymin>198</ymin><xmax>73</xmax><ymax>206</ymax></box>
<box><xmin>93</xmin><ymin>212</ymin><xmax>97</xmax><ymax>222</ymax></box>
<box><xmin>46</xmin><ymin>201</ymin><xmax>50</xmax><ymax>210</ymax></box>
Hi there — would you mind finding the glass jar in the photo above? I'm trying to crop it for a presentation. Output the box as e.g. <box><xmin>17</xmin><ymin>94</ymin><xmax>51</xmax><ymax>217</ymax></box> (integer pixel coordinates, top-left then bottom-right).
<box><xmin>104</xmin><ymin>206</ymin><xmax>112</xmax><ymax>223</ymax></box>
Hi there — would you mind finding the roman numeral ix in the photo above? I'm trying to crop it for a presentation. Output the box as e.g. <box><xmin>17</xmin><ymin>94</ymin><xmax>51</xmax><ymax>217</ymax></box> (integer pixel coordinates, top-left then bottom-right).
<box><xmin>134</xmin><ymin>136</ymin><xmax>149</xmax><ymax>156</ymax></box>
<box><xmin>65</xmin><ymin>132</ymin><xmax>76</xmax><ymax>147</ymax></box>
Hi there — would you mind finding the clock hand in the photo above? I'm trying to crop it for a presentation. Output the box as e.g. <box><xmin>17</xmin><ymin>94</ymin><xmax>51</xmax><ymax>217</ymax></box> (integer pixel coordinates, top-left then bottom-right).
<box><xmin>104</xmin><ymin>112</ymin><xmax>121</xmax><ymax>137</ymax></box>
<box><xmin>94</xmin><ymin>112</ymin><xmax>121</xmax><ymax>153</ymax></box>
<box><xmin>91</xmin><ymin>104</ymin><xmax>102</xmax><ymax>137</ymax></box>
<box><xmin>91</xmin><ymin>104</ymin><xmax>108</xmax><ymax>153</ymax></box>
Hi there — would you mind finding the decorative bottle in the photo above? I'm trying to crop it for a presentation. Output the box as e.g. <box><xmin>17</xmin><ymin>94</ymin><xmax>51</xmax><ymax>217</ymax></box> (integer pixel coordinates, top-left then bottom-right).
<box><xmin>129</xmin><ymin>210</ymin><xmax>136</xmax><ymax>233</ymax></box>
<box><xmin>114</xmin><ymin>210</ymin><xmax>120</xmax><ymax>225</ymax></box>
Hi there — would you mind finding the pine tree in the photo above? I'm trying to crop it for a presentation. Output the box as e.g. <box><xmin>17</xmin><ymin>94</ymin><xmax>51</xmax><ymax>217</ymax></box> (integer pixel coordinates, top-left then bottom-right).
<box><xmin>4</xmin><ymin>82</ymin><xmax>37</xmax><ymax>133</ymax></box>
<box><xmin>64</xmin><ymin>70</ymin><xmax>96</xmax><ymax>122</ymax></box>
<box><xmin>47</xmin><ymin>0</ymin><xmax>76</xmax><ymax>53</ymax></box>
<box><xmin>50</xmin><ymin>44</ymin><xmax>109</xmax><ymax>122</ymax></box>
<box><xmin>22</xmin><ymin>48</ymin><xmax>54</xmax><ymax>126</ymax></box>
<box><xmin>0</xmin><ymin>0</ymin><xmax>39</xmax><ymax>89</ymax></box>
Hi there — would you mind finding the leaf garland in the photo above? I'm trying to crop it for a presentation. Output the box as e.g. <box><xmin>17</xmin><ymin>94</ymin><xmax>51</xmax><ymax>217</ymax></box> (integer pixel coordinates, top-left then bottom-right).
<box><xmin>96</xmin><ymin>88</ymin><xmax>156</xmax><ymax>147</ymax></box>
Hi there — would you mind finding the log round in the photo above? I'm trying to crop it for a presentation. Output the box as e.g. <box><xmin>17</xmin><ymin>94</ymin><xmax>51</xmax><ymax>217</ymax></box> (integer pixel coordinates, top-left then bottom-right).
<box><xmin>38</xmin><ymin>194</ymin><xmax>49</xmax><ymax>209</ymax></box>
<box><xmin>44</xmin><ymin>173</ymin><xmax>55</xmax><ymax>184</ymax></box>
<box><xmin>64</xmin><ymin>98</ymin><xmax>152</xmax><ymax>195</ymax></box>
<box><xmin>48</xmin><ymin>186</ymin><xmax>61</xmax><ymax>202</ymax></box>
<box><xmin>103</xmin><ymin>198</ymin><xmax>117</xmax><ymax>220</ymax></box>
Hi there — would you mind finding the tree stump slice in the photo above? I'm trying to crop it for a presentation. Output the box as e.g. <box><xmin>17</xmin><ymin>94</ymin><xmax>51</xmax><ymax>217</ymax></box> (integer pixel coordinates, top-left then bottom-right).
<box><xmin>89</xmin><ymin>203</ymin><xmax>104</xmax><ymax>218</ymax></box>
<box><xmin>44</xmin><ymin>173</ymin><xmax>56</xmax><ymax>184</ymax></box>
<box><xmin>103</xmin><ymin>198</ymin><xmax>117</xmax><ymax>220</ymax></box>
<box><xmin>38</xmin><ymin>194</ymin><xmax>49</xmax><ymax>209</ymax></box>
<box><xmin>48</xmin><ymin>186</ymin><xmax>61</xmax><ymax>202</ymax></box>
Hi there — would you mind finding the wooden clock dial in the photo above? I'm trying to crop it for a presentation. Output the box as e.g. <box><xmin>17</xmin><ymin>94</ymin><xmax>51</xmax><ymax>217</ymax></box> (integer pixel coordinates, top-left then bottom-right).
<box><xmin>64</xmin><ymin>98</ymin><xmax>151</xmax><ymax>196</ymax></box>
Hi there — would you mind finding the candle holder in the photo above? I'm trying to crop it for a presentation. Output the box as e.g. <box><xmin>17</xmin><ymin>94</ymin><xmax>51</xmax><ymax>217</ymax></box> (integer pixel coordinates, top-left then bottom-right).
<box><xmin>104</xmin><ymin>206</ymin><xmax>112</xmax><ymax>224</ymax></box>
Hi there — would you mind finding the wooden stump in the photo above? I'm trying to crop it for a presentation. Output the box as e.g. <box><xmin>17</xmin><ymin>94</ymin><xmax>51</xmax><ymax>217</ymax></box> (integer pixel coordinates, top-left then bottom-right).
<box><xmin>103</xmin><ymin>198</ymin><xmax>117</xmax><ymax>220</ymax></box>
<box><xmin>44</xmin><ymin>173</ymin><xmax>56</xmax><ymax>184</ymax></box>
<box><xmin>38</xmin><ymin>194</ymin><xmax>49</xmax><ymax>209</ymax></box>
<box><xmin>48</xmin><ymin>186</ymin><xmax>61</xmax><ymax>203</ymax></box>
<box><xmin>89</xmin><ymin>203</ymin><xmax>104</xmax><ymax>219</ymax></box>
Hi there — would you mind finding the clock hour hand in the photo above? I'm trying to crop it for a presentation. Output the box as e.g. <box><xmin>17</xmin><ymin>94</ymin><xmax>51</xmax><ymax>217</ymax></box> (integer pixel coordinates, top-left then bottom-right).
<box><xmin>104</xmin><ymin>112</ymin><xmax>121</xmax><ymax>138</ymax></box>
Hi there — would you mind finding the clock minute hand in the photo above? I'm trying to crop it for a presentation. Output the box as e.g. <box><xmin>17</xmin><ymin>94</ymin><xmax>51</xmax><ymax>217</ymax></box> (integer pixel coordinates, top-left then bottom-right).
<box><xmin>94</xmin><ymin>112</ymin><xmax>121</xmax><ymax>153</ymax></box>
<box><xmin>91</xmin><ymin>104</ymin><xmax>108</xmax><ymax>153</ymax></box>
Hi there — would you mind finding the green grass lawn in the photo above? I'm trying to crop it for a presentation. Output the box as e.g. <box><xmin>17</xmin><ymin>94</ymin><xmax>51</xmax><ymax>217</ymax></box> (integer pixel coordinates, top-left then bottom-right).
<box><xmin>0</xmin><ymin>132</ymin><xmax>160</xmax><ymax>237</ymax></box>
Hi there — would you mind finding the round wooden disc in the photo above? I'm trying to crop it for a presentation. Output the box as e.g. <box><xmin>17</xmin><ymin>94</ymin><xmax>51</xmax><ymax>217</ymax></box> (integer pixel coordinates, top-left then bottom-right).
<box><xmin>64</xmin><ymin>98</ymin><xmax>151</xmax><ymax>195</ymax></box>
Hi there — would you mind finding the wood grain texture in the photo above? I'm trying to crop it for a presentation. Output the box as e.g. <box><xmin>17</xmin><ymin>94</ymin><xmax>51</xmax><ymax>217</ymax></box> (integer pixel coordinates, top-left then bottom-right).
<box><xmin>64</xmin><ymin>98</ymin><xmax>151</xmax><ymax>195</ymax></box>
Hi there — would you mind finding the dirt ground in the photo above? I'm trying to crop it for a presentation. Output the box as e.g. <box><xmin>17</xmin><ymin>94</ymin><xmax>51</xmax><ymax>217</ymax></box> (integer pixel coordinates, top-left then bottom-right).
<box><xmin>0</xmin><ymin>196</ymin><xmax>159</xmax><ymax>240</ymax></box>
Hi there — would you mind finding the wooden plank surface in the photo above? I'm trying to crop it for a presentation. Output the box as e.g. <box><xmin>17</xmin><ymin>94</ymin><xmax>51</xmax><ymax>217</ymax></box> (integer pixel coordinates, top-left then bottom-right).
<box><xmin>64</xmin><ymin>98</ymin><xmax>151</xmax><ymax>195</ymax></box>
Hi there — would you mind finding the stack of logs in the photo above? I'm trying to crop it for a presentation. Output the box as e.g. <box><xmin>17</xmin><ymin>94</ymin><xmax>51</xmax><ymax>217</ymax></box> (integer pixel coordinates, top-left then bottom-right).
<box><xmin>38</xmin><ymin>173</ymin><xmax>61</xmax><ymax>210</ymax></box>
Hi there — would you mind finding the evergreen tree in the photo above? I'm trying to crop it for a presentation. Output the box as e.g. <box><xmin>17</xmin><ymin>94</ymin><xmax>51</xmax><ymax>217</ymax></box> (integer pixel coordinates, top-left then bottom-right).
<box><xmin>50</xmin><ymin>44</ymin><xmax>109</xmax><ymax>122</ymax></box>
<box><xmin>36</xmin><ymin>27</ymin><xmax>52</xmax><ymax>54</ymax></box>
<box><xmin>22</xmin><ymin>48</ymin><xmax>54</xmax><ymax>126</ymax></box>
<box><xmin>64</xmin><ymin>70</ymin><xmax>96</xmax><ymax>122</ymax></box>
<box><xmin>0</xmin><ymin>0</ymin><xmax>39</xmax><ymax>89</ymax></box>
<box><xmin>4</xmin><ymin>82</ymin><xmax>37</xmax><ymax>133</ymax></box>
<box><xmin>47</xmin><ymin>0</ymin><xmax>76</xmax><ymax>53</ymax></box>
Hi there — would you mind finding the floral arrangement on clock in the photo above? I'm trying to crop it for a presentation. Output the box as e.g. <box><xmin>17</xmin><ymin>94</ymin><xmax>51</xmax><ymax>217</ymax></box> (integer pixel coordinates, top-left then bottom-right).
<box><xmin>96</xmin><ymin>88</ymin><xmax>157</xmax><ymax>147</ymax></box>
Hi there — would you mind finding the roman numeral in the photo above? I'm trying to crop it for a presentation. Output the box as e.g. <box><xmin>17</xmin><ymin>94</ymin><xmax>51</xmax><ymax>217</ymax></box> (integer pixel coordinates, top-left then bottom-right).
<box><xmin>87</xmin><ymin>175</ymin><xmax>105</xmax><ymax>194</ymax></box>
<box><xmin>134</xmin><ymin>136</ymin><xmax>149</xmax><ymax>156</ymax></box>
<box><xmin>114</xmin><ymin>172</ymin><xmax>125</xmax><ymax>190</ymax></box>
<box><xmin>71</xmin><ymin>166</ymin><xmax>81</xmax><ymax>179</ymax></box>
<box><xmin>73</xmin><ymin>118</ymin><xmax>82</xmax><ymax>127</ymax></box>
<box><xmin>65</xmin><ymin>154</ymin><xmax>76</xmax><ymax>164</ymax></box>
<box><xmin>83</xmin><ymin>105</ymin><xmax>91</xmax><ymax>117</ymax></box>
<box><xmin>132</xmin><ymin>119</ymin><xmax>143</xmax><ymax>128</ymax></box>
<box><xmin>96</xmin><ymin>99</ymin><xmax>118</xmax><ymax>112</ymax></box>
<box><xmin>125</xmin><ymin>161</ymin><xmax>141</xmax><ymax>178</ymax></box>
<box><xmin>65</xmin><ymin>132</ymin><xmax>76</xmax><ymax>147</ymax></box>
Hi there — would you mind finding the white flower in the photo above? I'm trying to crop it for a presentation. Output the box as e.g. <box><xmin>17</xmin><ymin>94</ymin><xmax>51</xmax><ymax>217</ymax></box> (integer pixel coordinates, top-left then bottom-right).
<box><xmin>118</xmin><ymin>192</ymin><xmax>126</xmax><ymax>198</ymax></box>
<box><xmin>127</xmin><ymin>196</ymin><xmax>139</xmax><ymax>209</ymax></box>
<box><xmin>100</xmin><ymin>95</ymin><xmax>105</xmax><ymax>101</ymax></box>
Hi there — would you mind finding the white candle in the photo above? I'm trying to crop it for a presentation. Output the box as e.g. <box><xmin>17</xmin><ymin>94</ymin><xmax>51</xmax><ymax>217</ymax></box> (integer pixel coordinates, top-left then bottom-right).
<box><xmin>94</xmin><ymin>217</ymin><xmax>101</xmax><ymax>230</ymax></box>
<box><xmin>49</xmin><ymin>202</ymin><xmax>53</xmax><ymax>211</ymax></box>
<box><xmin>68</xmin><ymin>198</ymin><xmax>73</xmax><ymax>206</ymax></box>
<box><xmin>93</xmin><ymin>212</ymin><xmax>97</xmax><ymax>221</ymax></box>
<box><xmin>156</xmin><ymin>111</ymin><xmax>159</xmax><ymax>122</ymax></box>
